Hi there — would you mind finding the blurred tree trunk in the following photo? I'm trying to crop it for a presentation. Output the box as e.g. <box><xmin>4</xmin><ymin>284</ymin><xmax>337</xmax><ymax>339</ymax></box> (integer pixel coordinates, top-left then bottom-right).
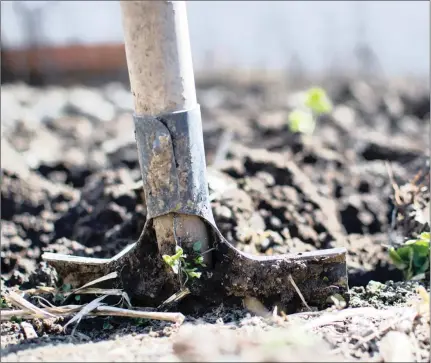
<box><xmin>13</xmin><ymin>2</ymin><xmax>46</xmax><ymax>85</ymax></box>
<box><xmin>1</xmin><ymin>28</ymin><xmax>15</xmax><ymax>83</ymax></box>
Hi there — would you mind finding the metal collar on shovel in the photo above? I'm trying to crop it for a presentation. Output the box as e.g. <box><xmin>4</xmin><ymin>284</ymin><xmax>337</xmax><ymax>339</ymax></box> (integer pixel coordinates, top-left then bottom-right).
<box><xmin>43</xmin><ymin>1</ymin><xmax>348</xmax><ymax>311</ymax></box>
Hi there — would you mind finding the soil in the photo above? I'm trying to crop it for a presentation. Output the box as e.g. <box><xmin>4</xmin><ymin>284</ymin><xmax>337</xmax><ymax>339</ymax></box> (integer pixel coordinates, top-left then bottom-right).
<box><xmin>1</xmin><ymin>73</ymin><xmax>430</xmax><ymax>361</ymax></box>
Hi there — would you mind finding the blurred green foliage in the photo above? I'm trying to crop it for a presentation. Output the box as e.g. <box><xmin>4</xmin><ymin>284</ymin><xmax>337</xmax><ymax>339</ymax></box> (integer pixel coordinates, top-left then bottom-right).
<box><xmin>288</xmin><ymin>87</ymin><xmax>333</xmax><ymax>134</ymax></box>
<box><xmin>389</xmin><ymin>231</ymin><xmax>430</xmax><ymax>280</ymax></box>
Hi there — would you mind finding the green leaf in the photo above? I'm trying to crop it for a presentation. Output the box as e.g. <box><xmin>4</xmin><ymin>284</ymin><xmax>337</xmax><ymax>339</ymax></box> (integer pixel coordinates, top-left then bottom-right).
<box><xmin>0</xmin><ymin>297</ymin><xmax>9</xmax><ymax>309</ymax></box>
<box><xmin>419</xmin><ymin>232</ymin><xmax>430</xmax><ymax>241</ymax></box>
<box><xmin>395</xmin><ymin>246</ymin><xmax>414</xmax><ymax>262</ymax></box>
<box><xmin>390</xmin><ymin>231</ymin><xmax>430</xmax><ymax>280</ymax></box>
<box><xmin>62</xmin><ymin>284</ymin><xmax>72</xmax><ymax>292</ymax></box>
<box><xmin>135</xmin><ymin>318</ymin><xmax>147</xmax><ymax>326</ymax></box>
<box><xmin>194</xmin><ymin>256</ymin><xmax>204</xmax><ymax>266</ymax></box>
<box><xmin>173</xmin><ymin>246</ymin><xmax>184</xmax><ymax>260</ymax></box>
<box><xmin>404</xmin><ymin>269</ymin><xmax>413</xmax><ymax>281</ymax></box>
<box><xmin>162</xmin><ymin>254</ymin><xmax>181</xmax><ymax>274</ymax></box>
<box><xmin>411</xmin><ymin>241</ymin><xmax>430</xmax><ymax>257</ymax></box>
<box><xmin>162</xmin><ymin>255</ymin><xmax>173</xmax><ymax>266</ymax></box>
<box><xmin>415</xmin><ymin>258</ymin><xmax>429</xmax><ymax>275</ymax></box>
<box><xmin>103</xmin><ymin>321</ymin><xmax>113</xmax><ymax>330</ymax></box>
<box><xmin>11</xmin><ymin>316</ymin><xmax>22</xmax><ymax>324</ymax></box>
<box><xmin>304</xmin><ymin>87</ymin><xmax>333</xmax><ymax>115</ymax></box>
<box><xmin>163</xmin><ymin>247</ymin><xmax>184</xmax><ymax>265</ymax></box>
<box><xmin>404</xmin><ymin>239</ymin><xmax>418</xmax><ymax>245</ymax></box>
<box><xmin>389</xmin><ymin>247</ymin><xmax>407</xmax><ymax>269</ymax></box>
<box><xmin>287</xmin><ymin>109</ymin><xmax>316</xmax><ymax>134</ymax></box>
<box><xmin>193</xmin><ymin>241</ymin><xmax>202</xmax><ymax>252</ymax></box>
<box><xmin>183</xmin><ymin>266</ymin><xmax>202</xmax><ymax>279</ymax></box>
<box><xmin>54</xmin><ymin>293</ymin><xmax>65</xmax><ymax>303</ymax></box>
<box><xmin>187</xmin><ymin>270</ymin><xmax>202</xmax><ymax>279</ymax></box>
<box><xmin>412</xmin><ymin>253</ymin><xmax>426</xmax><ymax>268</ymax></box>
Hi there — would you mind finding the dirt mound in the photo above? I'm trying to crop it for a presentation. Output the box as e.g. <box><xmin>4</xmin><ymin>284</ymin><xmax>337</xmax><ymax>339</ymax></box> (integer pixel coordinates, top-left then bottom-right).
<box><xmin>1</xmin><ymin>76</ymin><xmax>429</xmax><ymax>361</ymax></box>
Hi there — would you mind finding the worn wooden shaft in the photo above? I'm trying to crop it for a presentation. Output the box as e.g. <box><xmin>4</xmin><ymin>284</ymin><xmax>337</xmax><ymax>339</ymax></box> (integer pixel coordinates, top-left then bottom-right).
<box><xmin>120</xmin><ymin>0</ymin><xmax>210</xmax><ymax>262</ymax></box>
<box><xmin>120</xmin><ymin>0</ymin><xmax>197</xmax><ymax>114</ymax></box>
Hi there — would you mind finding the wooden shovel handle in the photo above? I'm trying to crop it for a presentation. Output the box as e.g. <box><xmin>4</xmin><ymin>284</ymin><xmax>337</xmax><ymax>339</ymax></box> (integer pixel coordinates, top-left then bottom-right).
<box><xmin>120</xmin><ymin>0</ymin><xmax>197</xmax><ymax>115</ymax></box>
<box><xmin>120</xmin><ymin>1</ymin><xmax>211</xmax><ymax>264</ymax></box>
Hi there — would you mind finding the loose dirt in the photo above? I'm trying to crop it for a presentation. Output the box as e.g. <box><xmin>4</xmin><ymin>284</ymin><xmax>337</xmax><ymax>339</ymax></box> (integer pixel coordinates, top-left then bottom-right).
<box><xmin>1</xmin><ymin>74</ymin><xmax>429</xmax><ymax>361</ymax></box>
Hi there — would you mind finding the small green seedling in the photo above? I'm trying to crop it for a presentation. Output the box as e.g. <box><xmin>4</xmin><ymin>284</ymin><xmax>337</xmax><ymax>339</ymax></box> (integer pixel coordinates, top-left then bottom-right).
<box><xmin>53</xmin><ymin>283</ymin><xmax>73</xmax><ymax>304</ymax></box>
<box><xmin>0</xmin><ymin>297</ymin><xmax>9</xmax><ymax>309</ymax></box>
<box><xmin>389</xmin><ymin>231</ymin><xmax>430</xmax><ymax>280</ymax></box>
<box><xmin>135</xmin><ymin>318</ymin><xmax>148</xmax><ymax>327</ymax></box>
<box><xmin>182</xmin><ymin>263</ymin><xmax>202</xmax><ymax>279</ymax></box>
<box><xmin>103</xmin><ymin>321</ymin><xmax>114</xmax><ymax>330</ymax></box>
<box><xmin>194</xmin><ymin>255</ymin><xmax>205</xmax><ymax>266</ymax></box>
<box><xmin>288</xmin><ymin>87</ymin><xmax>333</xmax><ymax>135</ymax></box>
<box><xmin>288</xmin><ymin>110</ymin><xmax>315</xmax><ymax>134</ymax></box>
<box><xmin>11</xmin><ymin>316</ymin><xmax>22</xmax><ymax>324</ymax></box>
<box><xmin>193</xmin><ymin>241</ymin><xmax>202</xmax><ymax>252</ymax></box>
<box><xmin>304</xmin><ymin>87</ymin><xmax>333</xmax><ymax>115</ymax></box>
<box><xmin>162</xmin><ymin>243</ymin><xmax>206</xmax><ymax>285</ymax></box>
<box><xmin>54</xmin><ymin>293</ymin><xmax>64</xmax><ymax>303</ymax></box>
<box><xmin>62</xmin><ymin>283</ymin><xmax>72</xmax><ymax>292</ymax></box>
<box><xmin>162</xmin><ymin>246</ymin><xmax>185</xmax><ymax>275</ymax></box>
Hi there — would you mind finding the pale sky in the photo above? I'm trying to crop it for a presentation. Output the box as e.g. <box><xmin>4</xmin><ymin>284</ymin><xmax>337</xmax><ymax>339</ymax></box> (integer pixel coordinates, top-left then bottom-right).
<box><xmin>1</xmin><ymin>1</ymin><xmax>429</xmax><ymax>76</ymax></box>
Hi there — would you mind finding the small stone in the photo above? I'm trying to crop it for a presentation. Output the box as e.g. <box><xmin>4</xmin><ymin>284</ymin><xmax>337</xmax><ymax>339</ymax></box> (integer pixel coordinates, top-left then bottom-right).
<box><xmin>281</xmin><ymin>228</ymin><xmax>291</xmax><ymax>240</ymax></box>
<box><xmin>149</xmin><ymin>330</ymin><xmax>159</xmax><ymax>338</ymax></box>
<box><xmin>215</xmin><ymin>205</ymin><xmax>232</xmax><ymax>220</ymax></box>
<box><xmin>332</xmin><ymin>105</ymin><xmax>356</xmax><ymax>131</ymax></box>
<box><xmin>256</xmin><ymin>171</ymin><xmax>275</xmax><ymax>186</ymax></box>
<box><xmin>20</xmin><ymin>322</ymin><xmax>38</xmax><ymax>340</ymax></box>
<box><xmin>366</xmin><ymin>280</ymin><xmax>385</xmax><ymax>294</ymax></box>
<box><xmin>269</xmin><ymin>216</ymin><xmax>282</xmax><ymax>229</ymax></box>
<box><xmin>216</xmin><ymin>318</ymin><xmax>224</xmax><ymax>325</ymax></box>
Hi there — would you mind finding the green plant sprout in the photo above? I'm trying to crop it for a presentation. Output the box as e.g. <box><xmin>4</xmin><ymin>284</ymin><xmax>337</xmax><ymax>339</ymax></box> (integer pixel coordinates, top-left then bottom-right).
<box><xmin>288</xmin><ymin>110</ymin><xmax>315</xmax><ymax>134</ymax></box>
<box><xmin>103</xmin><ymin>321</ymin><xmax>113</xmax><ymax>330</ymax></box>
<box><xmin>305</xmin><ymin>87</ymin><xmax>333</xmax><ymax>115</ymax></box>
<box><xmin>389</xmin><ymin>231</ymin><xmax>430</xmax><ymax>280</ymax></box>
<box><xmin>53</xmin><ymin>283</ymin><xmax>72</xmax><ymax>303</ymax></box>
<box><xmin>288</xmin><ymin>87</ymin><xmax>333</xmax><ymax>134</ymax></box>
<box><xmin>162</xmin><ymin>242</ymin><xmax>206</xmax><ymax>286</ymax></box>
<box><xmin>0</xmin><ymin>296</ymin><xmax>10</xmax><ymax>309</ymax></box>
<box><xmin>135</xmin><ymin>318</ymin><xmax>148</xmax><ymax>327</ymax></box>
<box><xmin>11</xmin><ymin>316</ymin><xmax>22</xmax><ymax>324</ymax></box>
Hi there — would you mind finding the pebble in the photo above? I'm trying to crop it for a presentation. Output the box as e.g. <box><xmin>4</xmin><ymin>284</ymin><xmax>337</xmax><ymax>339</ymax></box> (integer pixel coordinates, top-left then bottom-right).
<box><xmin>20</xmin><ymin>322</ymin><xmax>38</xmax><ymax>340</ymax></box>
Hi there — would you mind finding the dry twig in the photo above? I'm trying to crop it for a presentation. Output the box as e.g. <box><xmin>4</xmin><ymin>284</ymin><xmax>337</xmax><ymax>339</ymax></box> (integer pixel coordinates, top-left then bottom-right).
<box><xmin>1</xmin><ymin>302</ymin><xmax>185</xmax><ymax>325</ymax></box>
<box><xmin>288</xmin><ymin>274</ymin><xmax>311</xmax><ymax>311</ymax></box>
<box><xmin>64</xmin><ymin>295</ymin><xmax>108</xmax><ymax>335</ymax></box>
<box><xmin>93</xmin><ymin>306</ymin><xmax>185</xmax><ymax>324</ymax></box>
<box><xmin>68</xmin><ymin>271</ymin><xmax>118</xmax><ymax>296</ymax></box>
<box><xmin>6</xmin><ymin>290</ymin><xmax>56</xmax><ymax>319</ymax></box>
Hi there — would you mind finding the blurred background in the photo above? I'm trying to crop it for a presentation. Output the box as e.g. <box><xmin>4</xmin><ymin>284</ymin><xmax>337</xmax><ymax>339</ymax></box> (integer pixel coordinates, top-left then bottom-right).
<box><xmin>1</xmin><ymin>1</ymin><xmax>429</xmax><ymax>85</ymax></box>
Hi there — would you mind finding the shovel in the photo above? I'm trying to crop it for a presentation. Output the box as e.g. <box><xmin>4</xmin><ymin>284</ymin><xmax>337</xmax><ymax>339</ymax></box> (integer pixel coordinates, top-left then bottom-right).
<box><xmin>43</xmin><ymin>1</ymin><xmax>348</xmax><ymax>312</ymax></box>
